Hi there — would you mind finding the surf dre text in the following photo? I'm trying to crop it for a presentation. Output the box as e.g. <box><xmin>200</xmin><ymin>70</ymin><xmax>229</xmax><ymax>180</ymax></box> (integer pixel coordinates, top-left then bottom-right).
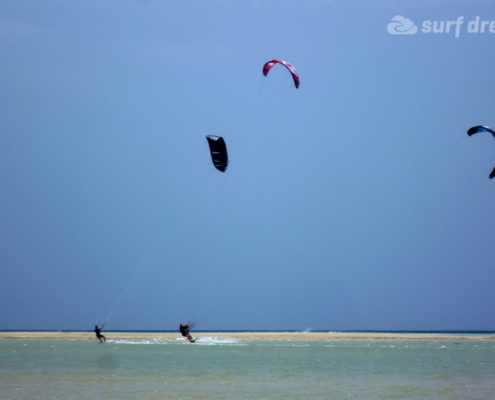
<box><xmin>387</xmin><ymin>15</ymin><xmax>495</xmax><ymax>38</ymax></box>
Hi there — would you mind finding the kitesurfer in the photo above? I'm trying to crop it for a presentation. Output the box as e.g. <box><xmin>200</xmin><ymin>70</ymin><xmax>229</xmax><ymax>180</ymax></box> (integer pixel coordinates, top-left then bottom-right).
<box><xmin>179</xmin><ymin>323</ymin><xmax>195</xmax><ymax>343</ymax></box>
<box><xmin>94</xmin><ymin>325</ymin><xmax>106</xmax><ymax>343</ymax></box>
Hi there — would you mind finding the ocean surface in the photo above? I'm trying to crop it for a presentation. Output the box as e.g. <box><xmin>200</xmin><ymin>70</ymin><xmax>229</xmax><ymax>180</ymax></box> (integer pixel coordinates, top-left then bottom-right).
<box><xmin>1</xmin><ymin>336</ymin><xmax>494</xmax><ymax>399</ymax></box>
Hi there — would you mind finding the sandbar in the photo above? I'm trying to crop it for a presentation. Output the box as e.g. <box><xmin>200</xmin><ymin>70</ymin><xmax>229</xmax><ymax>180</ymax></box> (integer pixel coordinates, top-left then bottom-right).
<box><xmin>0</xmin><ymin>331</ymin><xmax>493</xmax><ymax>341</ymax></box>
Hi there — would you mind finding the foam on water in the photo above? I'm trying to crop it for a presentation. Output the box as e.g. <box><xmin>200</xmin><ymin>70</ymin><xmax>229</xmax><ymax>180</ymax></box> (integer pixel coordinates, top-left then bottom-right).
<box><xmin>106</xmin><ymin>336</ymin><xmax>242</xmax><ymax>346</ymax></box>
<box><xmin>194</xmin><ymin>336</ymin><xmax>242</xmax><ymax>345</ymax></box>
<box><xmin>106</xmin><ymin>338</ymin><xmax>175</xmax><ymax>345</ymax></box>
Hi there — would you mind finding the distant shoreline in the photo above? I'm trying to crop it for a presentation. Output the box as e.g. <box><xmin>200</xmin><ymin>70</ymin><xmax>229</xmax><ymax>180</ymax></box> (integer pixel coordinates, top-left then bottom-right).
<box><xmin>1</xmin><ymin>331</ymin><xmax>494</xmax><ymax>341</ymax></box>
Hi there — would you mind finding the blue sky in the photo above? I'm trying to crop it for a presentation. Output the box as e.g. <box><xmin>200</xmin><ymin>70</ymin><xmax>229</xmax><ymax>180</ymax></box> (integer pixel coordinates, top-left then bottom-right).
<box><xmin>1</xmin><ymin>0</ymin><xmax>494</xmax><ymax>332</ymax></box>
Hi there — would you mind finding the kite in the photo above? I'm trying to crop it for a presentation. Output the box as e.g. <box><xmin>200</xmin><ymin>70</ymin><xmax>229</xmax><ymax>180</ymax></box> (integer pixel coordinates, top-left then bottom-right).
<box><xmin>206</xmin><ymin>135</ymin><xmax>228</xmax><ymax>172</ymax></box>
<box><xmin>263</xmin><ymin>59</ymin><xmax>300</xmax><ymax>88</ymax></box>
<box><xmin>467</xmin><ymin>125</ymin><xmax>495</xmax><ymax>179</ymax></box>
<box><xmin>467</xmin><ymin>125</ymin><xmax>495</xmax><ymax>138</ymax></box>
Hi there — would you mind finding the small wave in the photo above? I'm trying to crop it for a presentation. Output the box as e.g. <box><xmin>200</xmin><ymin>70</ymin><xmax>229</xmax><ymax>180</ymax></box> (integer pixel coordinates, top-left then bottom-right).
<box><xmin>105</xmin><ymin>337</ymin><xmax>242</xmax><ymax>346</ymax></box>
<box><xmin>194</xmin><ymin>336</ymin><xmax>242</xmax><ymax>345</ymax></box>
<box><xmin>106</xmin><ymin>338</ymin><xmax>175</xmax><ymax>345</ymax></box>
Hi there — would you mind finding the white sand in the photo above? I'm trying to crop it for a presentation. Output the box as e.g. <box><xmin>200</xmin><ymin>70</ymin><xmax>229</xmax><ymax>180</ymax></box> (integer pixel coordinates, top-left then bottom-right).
<box><xmin>1</xmin><ymin>331</ymin><xmax>493</xmax><ymax>341</ymax></box>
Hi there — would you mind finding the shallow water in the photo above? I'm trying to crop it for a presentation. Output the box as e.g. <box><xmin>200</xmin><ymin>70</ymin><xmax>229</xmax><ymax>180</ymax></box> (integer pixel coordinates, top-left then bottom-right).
<box><xmin>1</xmin><ymin>337</ymin><xmax>494</xmax><ymax>399</ymax></box>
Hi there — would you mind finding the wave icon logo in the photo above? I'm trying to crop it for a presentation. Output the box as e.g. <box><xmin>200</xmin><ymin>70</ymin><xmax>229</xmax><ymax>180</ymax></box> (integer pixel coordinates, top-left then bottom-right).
<box><xmin>387</xmin><ymin>15</ymin><xmax>418</xmax><ymax>34</ymax></box>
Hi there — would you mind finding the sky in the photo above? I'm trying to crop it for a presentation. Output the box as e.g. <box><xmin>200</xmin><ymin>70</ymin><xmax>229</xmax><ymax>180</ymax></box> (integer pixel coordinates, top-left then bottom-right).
<box><xmin>1</xmin><ymin>0</ymin><xmax>495</xmax><ymax>332</ymax></box>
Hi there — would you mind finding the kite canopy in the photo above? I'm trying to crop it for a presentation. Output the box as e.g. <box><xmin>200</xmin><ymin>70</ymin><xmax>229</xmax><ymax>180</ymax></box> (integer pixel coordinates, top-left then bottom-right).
<box><xmin>467</xmin><ymin>125</ymin><xmax>495</xmax><ymax>179</ymax></box>
<box><xmin>263</xmin><ymin>59</ymin><xmax>300</xmax><ymax>88</ymax></box>
<box><xmin>467</xmin><ymin>125</ymin><xmax>495</xmax><ymax>138</ymax></box>
<box><xmin>206</xmin><ymin>135</ymin><xmax>229</xmax><ymax>172</ymax></box>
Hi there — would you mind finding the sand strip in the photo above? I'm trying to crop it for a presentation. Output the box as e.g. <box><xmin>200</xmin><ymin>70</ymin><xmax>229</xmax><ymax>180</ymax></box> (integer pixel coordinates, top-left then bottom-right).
<box><xmin>0</xmin><ymin>331</ymin><xmax>493</xmax><ymax>341</ymax></box>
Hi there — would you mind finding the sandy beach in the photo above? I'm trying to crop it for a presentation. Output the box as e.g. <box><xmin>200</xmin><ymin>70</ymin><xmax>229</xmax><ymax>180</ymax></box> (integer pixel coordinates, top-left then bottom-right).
<box><xmin>0</xmin><ymin>331</ymin><xmax>493</xmax><ymax>341</ymax></box>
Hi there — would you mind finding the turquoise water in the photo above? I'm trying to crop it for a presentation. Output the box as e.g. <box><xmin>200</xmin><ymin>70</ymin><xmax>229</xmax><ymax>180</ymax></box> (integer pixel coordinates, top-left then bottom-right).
<box><xmin>1</xmin><ymin>337</ymin><xmax>494</xmax><ymax>399</ymax></box>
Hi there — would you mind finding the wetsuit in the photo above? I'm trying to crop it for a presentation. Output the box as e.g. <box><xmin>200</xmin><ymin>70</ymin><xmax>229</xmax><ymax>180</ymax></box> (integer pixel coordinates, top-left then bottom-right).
<box><xmin>179</xmin><ymin>324</ymin><xmax>189</xmax><ymax>337</ymax></box>
<box><xmin>179</xmin><ymin>324</ymin><xmax>194</xmax><ymax>342</ymax></box>
<box><xmin>95</xmin><ymin>326</ymin><xmax>106</xmax><ymax>342</ymax></box>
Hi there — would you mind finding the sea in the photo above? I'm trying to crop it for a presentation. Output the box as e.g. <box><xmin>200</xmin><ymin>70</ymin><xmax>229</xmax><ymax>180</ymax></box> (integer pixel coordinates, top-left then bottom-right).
<box><xmin>1</xmin><ymin>334</ymin><xmax>494</xmax><ymax>400</ymax></box>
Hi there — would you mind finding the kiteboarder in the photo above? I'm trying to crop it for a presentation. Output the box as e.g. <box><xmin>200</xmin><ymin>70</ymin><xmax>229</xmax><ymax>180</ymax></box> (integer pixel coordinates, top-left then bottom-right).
<box><xmin>94</xmin><ymin>325</ymin><xmax>106</xmax><ymax>343</ymax></box>
<box><xmin>179</xmin><ymin>323</ymin><xmax>195</xmax><ymax>343</ymax></box>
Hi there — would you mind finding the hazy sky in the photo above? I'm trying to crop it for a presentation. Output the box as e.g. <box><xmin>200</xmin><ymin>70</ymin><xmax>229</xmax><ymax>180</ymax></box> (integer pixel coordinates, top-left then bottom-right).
<box><xmin>1</xmin><ymin>0</ymin><xmax>495</xmax><ymax>332</ymax></box>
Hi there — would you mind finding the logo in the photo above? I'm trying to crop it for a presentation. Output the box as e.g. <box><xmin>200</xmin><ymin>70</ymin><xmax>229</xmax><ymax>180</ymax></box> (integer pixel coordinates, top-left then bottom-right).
<box><xmin>387</xmin><ymin>15</ymin><xmax>495</xmax><ymax>38</ymax></box>
<box><xmin>387</xmin><ymin>15</ymin><xmax>418</xmax><ymax>35</ymax></box>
